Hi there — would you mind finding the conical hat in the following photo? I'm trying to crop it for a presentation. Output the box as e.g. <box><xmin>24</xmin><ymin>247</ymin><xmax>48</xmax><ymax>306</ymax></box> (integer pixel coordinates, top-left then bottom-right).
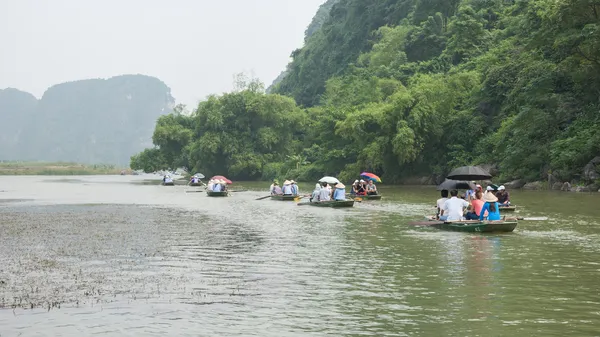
<box><xmin>483</xmin><ymin>191</ymin><xmax>498</xmax><ymax>203</ymax></box>
<box><xmin>283</xmin><ymin>180</ymin><xmax>291</xmax><ymax>185</ymax></box>
<box><xmin>335</xmin><ymin>183</ymin><xmax>345</xmax><ymax>188</ymax></box>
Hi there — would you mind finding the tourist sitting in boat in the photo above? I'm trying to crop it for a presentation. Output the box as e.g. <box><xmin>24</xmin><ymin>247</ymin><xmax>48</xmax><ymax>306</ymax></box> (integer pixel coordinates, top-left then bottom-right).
<box><xmin>443</xmin><ymin>189</ymin><xmax>470</xmax><ymax>221</ymax></box>
<box><xmin>479</xmin><ymin>191</ymin><xmax>501</xmax><ymax>221</ymax></box>
<box><xmin>310</xmin><ymin>183</ymin><xmax>321</xmax><ymax>202</ymax></box>
<box><xmin>272</xmin><ymin>182</ymin><xmax>283</xmax><ymax>195</ymax></box>
<box><xmin>350</xmin><ymin>180</ymin><xmax>360</xmax><ymax>195</ymax></box>
<box><xmin>366</xmin><ymin>180</ymin><xmax>378</xmax><ymax>195</ymax></box>
<box><xmin>282</xmin><ymin>180</ymin><xmax>293</xmax><ymax>195</ymax></box>
<box><xmin>496</xmin><ymin>185</ymin><xmax>510</xmax><ymax>206</ymax></box>
<box><xmin>318</xmin><ymin>182</ymin><xmax>331</xmax><ymax>201</ymax></box>
<box><xmin>207</xmin><ymin>179</ymin><xmax>214</xmax><ymax>190</ymax></box>
<box><xmin>164</xmin><ymin>175</ymin><xmax>173</xmax><ymax>184</ymax></box>
<box><xmin>212</xmin><ymin>181</ymin><xmax>223</xmax><ymax>192</ymax></box>
<box><xmin>465</xmin><ymin>190</ymin><xmax>485</xmax><ymax>220</ymax></box>
<box><xmin>190</xmin><ymin>176</ymin><xmax>199</xmax><ymax>184</ymax></box>
<box><xmin>436</xmin><ymin>190</ymin><xmax>449</xmax><ymax>220</ymax></box>
<box><xmin>333</xmin><ymin>183</ymin><xmax>346</xmax><ymax>200</ymax></box>
<box><xmin>290</xmin><ymin>180</ymin><xmax>299</xmax><ymax>196</ymax></box>
<box><xmin>356</xmin><ymin>180</ymin><xmax>367</xmax><ymax>196</ymax></box>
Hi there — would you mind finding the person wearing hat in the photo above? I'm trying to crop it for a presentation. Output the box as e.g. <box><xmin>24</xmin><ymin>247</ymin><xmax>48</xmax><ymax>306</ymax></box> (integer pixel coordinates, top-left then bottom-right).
<box><xmin>269</xmin><ymin>179</ymin><xmax>279</xmax><ymax>194</ymax></box>
<box><xmin>282</xmin><ymin>180</ymin><xmax>293</xmax><ymax>195</ymax></box>
<box><xmin>333</xmin><ymin>183</ymin><xmax>346</xmax><ymax>200</ymax></box>
<box><xmin>310</xmin><ymin>183</ymin><xmax>321</xmax><ymax>202</ymax></box>
<box><xmin>207</xmin><ymin>179</ymin><xmax>215</xmax><ymax>191</ymax></box>
<box><xmin>356</xmin><ymin>179</ymin><xmax>367</xmax><ymax>196</ymax></box>
<box><xmin>290</xmin><ymin>180</ymin><xmax>299</xmax><ymax>196</ymax></box>
<box><xmin>479</xmin><ymin>191</ymin><xmax>501</xmax><ymax>221</ymax></box>
<box><xmin>496</xmin><ymin>185</ymin><xmax>510</xmax><ymax>206</ymax></box>
<box><xmin>272</xmin><ymin>182</ymin><xmax>283</xmax><ymax>195</ymax></box>
<box><xmin>350</xmin><ymin>180</ymin><xmax>360</xmax><ymax>195</ymax></box>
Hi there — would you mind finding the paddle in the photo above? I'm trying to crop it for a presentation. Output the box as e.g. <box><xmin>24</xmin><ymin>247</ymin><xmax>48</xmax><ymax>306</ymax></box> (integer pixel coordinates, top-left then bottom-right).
<box><xmin>509</xmin><ymin>217</ymin><xmax>548</xmax><ymax>221</ymax></box>
<box><xmin>256</xmin><ymin>195</ymin><xmax>272</xmax><ymax>200</ymax></box>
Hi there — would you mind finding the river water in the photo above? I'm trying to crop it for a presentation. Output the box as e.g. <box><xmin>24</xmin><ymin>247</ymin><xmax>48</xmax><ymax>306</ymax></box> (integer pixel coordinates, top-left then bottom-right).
<box><xmin>1</xmin><ymin>175</ymin><xmax>599</xmax><ymax>336</ymax></box>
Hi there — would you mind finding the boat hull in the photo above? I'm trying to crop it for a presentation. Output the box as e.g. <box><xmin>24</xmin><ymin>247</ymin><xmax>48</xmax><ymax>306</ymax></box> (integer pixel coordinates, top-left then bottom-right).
<box><xmin>420</xmin><ymin>216</ymin><xmax>517</xmax><ymax>232</ymax></box>
<box><xmin>271</xmin><ymin>195</ymin><xmax>298</xmax><ymax>201</ymax></box>
<box><xmin>162</xmin><ymin>182</ymin><xmax>174</xmax><ymax>186</ymax></box>
<box><xmin>189</xmin><ymin>182</ymin><xmax>202</xmax><ymax>187</ymax></box>
<box><xmin>206</xmin><ymin>191</ymin><xmax>228</xmax><ymax>197</ymax></box>
<box><xmin>297</xmin><ymin>200</ymin><xmax>355</xmax><ymax>208</ymax></box>
<box><xmin>499</xmin><ymin>206</ymin><xmax>516</xmax><ymax>212</ymax></box>
<box><xmin>347</xmin><ymin>194</ymin><xmax>382</xmax><ymax>200</ymax></box>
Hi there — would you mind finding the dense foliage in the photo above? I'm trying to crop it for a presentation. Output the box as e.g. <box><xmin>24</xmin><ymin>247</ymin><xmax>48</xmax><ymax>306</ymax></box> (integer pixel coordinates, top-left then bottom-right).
<box><xmin>135</xmin><ymin>0</ymin><xmax>600</xmax><ymax>184</ymax></box>
<box><xmin>0</xmin><ymin>75</ymin><xmax>174</xmax><ymax>165</ymax></box>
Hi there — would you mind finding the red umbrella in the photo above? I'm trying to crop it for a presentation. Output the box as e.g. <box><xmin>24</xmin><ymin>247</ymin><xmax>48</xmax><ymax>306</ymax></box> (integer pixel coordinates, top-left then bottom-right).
<box><xmin>210</xmin><ymin>175</ymin><xmax>233</xmax><ymax>184</ymax></box>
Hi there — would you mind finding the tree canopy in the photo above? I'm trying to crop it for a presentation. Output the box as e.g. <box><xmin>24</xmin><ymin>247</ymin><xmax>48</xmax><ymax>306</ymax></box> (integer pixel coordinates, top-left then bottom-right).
<box><xmin>134</xmin><ymin>0</ymin><xmax>600</xmax><ymax>185</ymax></box>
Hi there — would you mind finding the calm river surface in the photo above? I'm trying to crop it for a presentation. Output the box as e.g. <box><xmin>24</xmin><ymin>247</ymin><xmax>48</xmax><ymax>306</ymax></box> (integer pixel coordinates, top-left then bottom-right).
<box><xmin>1</xmin><ymin>175</ymin><xmax>599</xmax><ymax>336</ymax></box>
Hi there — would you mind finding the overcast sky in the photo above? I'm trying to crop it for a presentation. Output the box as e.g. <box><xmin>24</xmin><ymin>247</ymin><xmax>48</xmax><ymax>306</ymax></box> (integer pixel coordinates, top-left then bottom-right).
<box><xmin>0</xmin><ymin>0</ymin><xmax>325</xmax><ymax>107</ymax></box>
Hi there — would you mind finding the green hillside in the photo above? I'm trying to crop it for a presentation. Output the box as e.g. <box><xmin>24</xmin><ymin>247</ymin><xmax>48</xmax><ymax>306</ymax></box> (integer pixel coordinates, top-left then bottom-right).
<box><xmin>134</xmin><ymin>0</ymin><xmax>600</xmax><ymax>187</ymax></box>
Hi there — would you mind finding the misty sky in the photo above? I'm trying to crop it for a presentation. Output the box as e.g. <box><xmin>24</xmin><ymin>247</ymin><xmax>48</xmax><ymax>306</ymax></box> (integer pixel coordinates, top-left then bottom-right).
<box><xmin>0</xmin><ymin>0</ymin><xmax>325</xmax><ymax>107</ymax></box>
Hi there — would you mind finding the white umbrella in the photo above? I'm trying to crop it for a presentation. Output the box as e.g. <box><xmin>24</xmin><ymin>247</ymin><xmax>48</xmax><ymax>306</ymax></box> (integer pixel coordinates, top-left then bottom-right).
<box><xmin>318</xmin><ymin>176</ymin><xmax>340</xmax><ymax>185</ymax></box>
<box><xmin>193</xmin><ymin>173</ymin><xmax>205</xmax><ymax>179</ymax></box>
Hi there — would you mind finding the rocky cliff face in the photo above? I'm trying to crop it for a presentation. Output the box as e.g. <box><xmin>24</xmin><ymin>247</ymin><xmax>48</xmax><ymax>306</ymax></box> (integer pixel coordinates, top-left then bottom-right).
<box><xmin>0</xmin><ymin>75</ymin><xmax>174</xmax><ymax>165</ymax></box>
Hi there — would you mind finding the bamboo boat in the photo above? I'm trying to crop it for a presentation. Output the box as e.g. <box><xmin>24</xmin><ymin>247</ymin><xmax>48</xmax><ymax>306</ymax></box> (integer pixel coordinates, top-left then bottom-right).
<box><xmin>297</xmin><ymin>199</ymin><xmax>355</xmax><ymax>208</ymax></box>
<box><xmin>271</xmin><ymin>195</ymin><xmax>298</xmax><ymax>201</ymax></box>
<box><xmin>346</xmin><ymin>193</ymin><xmax>382</xmax><ymax>200</ymax></box>
<box><xmin>206</xmin><ymin>191</ymin><xmax>228</xmax><ymax>197</ymax></box>
<box><xmin>499</xmin><ymin>205</ymin><xmax>516</xmax><ymax>212</ymax></box>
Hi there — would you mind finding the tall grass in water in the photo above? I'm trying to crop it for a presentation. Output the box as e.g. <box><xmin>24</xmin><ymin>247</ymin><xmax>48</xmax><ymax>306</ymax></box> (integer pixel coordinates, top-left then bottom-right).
<box><xmin>0</xmin><ymin>161</ymin><xmax>124</xmax><ymax>175</ymax></box>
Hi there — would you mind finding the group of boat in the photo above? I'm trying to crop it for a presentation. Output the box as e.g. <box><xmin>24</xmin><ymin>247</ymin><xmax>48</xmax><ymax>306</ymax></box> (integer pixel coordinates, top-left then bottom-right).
<box><xmin>164</xmin><ymin>166</ymin><xmax>536</xmax><ymax>234</ymax></box>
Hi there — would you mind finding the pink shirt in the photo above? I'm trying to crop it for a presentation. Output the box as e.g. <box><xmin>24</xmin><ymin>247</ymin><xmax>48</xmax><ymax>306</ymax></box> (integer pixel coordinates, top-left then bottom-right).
<box><xmin>472</xmin><ymin>199</ymin><xmax>485</xmax><ymax>216</ymax></box>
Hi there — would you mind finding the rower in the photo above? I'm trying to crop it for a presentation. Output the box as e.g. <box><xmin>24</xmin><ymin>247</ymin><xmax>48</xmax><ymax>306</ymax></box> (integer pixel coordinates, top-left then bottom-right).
<box><xmin>290</xmin><ymin>180</ymin><xmax>299</xmax><ymax>196</ymax></box>
<box><xmin>351</xmin><ymin>180</ymin><xmax>359</xmax><ymax>195</ymax></box>
<box><xmin>496</xmin><ymin>185</ymin><xmax>510</xmax><ymax>206</ymax></box>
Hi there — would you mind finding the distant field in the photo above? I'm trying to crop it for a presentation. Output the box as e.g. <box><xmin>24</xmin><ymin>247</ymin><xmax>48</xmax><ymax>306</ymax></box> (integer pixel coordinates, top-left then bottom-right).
<box><xmin>0</xmin><ymin>162</ymin><xmax>125</xmax><ymax>175</ymax></box>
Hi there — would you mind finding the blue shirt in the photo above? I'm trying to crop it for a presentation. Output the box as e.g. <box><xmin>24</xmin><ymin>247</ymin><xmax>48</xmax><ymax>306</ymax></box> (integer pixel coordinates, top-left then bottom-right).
<box><xmin>333</xmin><ymin>188</ymin><xmax>346</xmax><ymax>201</ymax></box>
<box><xmin>479</xmin><ymin>202</ymin><xmax>501</xmax><ymax>221</ymax></box>
<box><xmin>291</xmin><ymin>185</ymin><xmax>298</xmax><ymax>195</ymax></box>
<box><xmin>213</xmin><ymin>184</ymin><xmax>222</xmax><ymax>192</ymax></box>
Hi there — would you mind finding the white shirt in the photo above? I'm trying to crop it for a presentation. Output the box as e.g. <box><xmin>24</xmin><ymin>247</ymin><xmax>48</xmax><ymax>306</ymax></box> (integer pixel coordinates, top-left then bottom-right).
<box><xmin>437</xmin><ymin>197</ymin><xmax>448</xmax><ymax>214</ymax></box>
<box><xmin>443</xmin><ymin>197</ymin><xmax>469</xmax><ymax>221</ymax></box>
<box><xmin>318</xmin><ymin>188</ymin><xmax>331</xmax><ymax>201</ymax></box>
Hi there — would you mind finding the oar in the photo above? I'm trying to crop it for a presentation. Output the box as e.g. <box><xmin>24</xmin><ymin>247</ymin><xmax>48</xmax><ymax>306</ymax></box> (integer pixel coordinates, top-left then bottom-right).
<box><xmin>256</xmin><ymin>195</ymin><xmax>272</xmax><ymax>200</ymax></box>
<box><xmin>508</xmin><ymin>217</ymin><xmax>548</xmax><ymax>221</ymax></box>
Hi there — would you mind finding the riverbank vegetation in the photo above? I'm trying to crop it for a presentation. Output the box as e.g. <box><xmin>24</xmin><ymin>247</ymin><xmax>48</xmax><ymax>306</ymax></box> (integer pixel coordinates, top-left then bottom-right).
<box><xmin>132</xmin><ymin>0</ymin><xmax>600</xmax><ymax>187</ymax></box>
<box><xmin>0</xmin><ymin>162</ymin><xmax>123</xmax><ymax>175</ymax></box>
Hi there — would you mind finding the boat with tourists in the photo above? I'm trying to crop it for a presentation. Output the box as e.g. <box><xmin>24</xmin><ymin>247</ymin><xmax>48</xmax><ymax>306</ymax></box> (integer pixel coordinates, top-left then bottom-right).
<box><xmin>416</xmin><ymin>216</ymin><xmax>518</xmax><ymax>233</ymax></box>
<box><xmin>347</xmin><ymin>193</ymin><xmax>382</xmax><ymax>200</ymax></box>
<box><xmin>206</xmin><ymin>191</ymin><xmax>228</xmax><ymax>197</ymax></box>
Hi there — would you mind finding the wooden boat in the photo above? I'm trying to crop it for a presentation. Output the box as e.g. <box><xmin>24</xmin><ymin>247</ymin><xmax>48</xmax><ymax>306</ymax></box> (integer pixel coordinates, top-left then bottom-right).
<box><xmin>162</xmin><ymin>181</ymin><xmax>174</xmax><ymax>186</ymax></box>
<box><xmin>206</xmin><ymin>191</ymin><xmax>228</xmax><ymax>197</ymax></box>
<box><xmin>271</xmin><ymin>195</ymin><xmax>298</xmax><ymax>201</ymax></box>
<box><xmin>419</xmin><ymin>216</ymin><xmax>517</xmax><ymax>233</ymax></box>
<box><xmin>297</xmin><ymin>199</ymin><xmax>355</xmax><ymax>208</ymax></box>
<box><xmin>499</xmin><ymin>205</ymin><xmax>516</xmax><ymax>212</ymax></box>
<box><xmin>346</xmin><ymin>193</ymin><xmax>382</xmax><ymax>200</ymax></box>
<box><xmin>189</xmin><ymin>182</ymin><xmax>202</xmax><ymax>187</ymax></box>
